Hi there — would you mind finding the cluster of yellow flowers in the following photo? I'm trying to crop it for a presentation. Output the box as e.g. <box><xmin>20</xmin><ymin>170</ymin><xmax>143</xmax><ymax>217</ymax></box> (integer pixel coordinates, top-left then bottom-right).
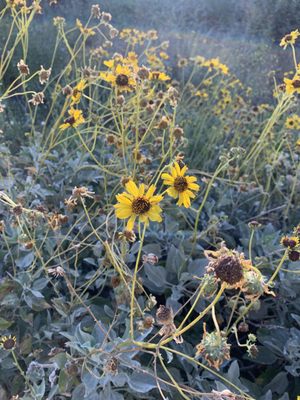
<box><xmin>114</xmin><ymin>162</ymin><xmax>199</xmax><ymax>230</ymax></box>
<box><xmin>202</xmin><ymin>58</ymin><xmax>229</xmax><ymax>75</ymax></box>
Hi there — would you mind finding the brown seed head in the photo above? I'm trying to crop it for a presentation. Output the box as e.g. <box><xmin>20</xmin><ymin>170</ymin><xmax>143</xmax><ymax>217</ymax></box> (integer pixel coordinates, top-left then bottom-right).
<box><xmin>213</xmin><ymin>255</ymin><xmax>243</xmax><ymax>285</ymax></box>
<box><xmin>156</xmin><ymin>305</ymin><xmax>173</xmax><ymax>325</ymax></box>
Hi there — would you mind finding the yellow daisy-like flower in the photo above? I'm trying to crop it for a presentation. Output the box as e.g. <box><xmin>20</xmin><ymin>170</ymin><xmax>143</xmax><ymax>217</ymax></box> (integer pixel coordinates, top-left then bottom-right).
<box><xmin>0</xmin><ymin>335</ymin><xmax>16</xmax><ymax>351</ymax></box>
<box><xmin>149</xmin><ymin>71</ymin><xmax>171</xmax><ymax>81</ymax></box>
<box><xmin>161</xmin><ymin>162</ymin><xmax>199</xmax><ymax>208</ymax></box>
<box><xmin>285</xmin><ymin>114</ymin><xmax>300</xmax><ymax>129</ymax></box>
<box><xmin>203</xmin><ymin>58</ymin><xmax>229</xmax><ymax>75</ymax></box>
<box><xmin>100</xmin><ymin>64</ymin><xmax>136</xmax><ymax>92</ymax></box>
<box><xmin>76</xmin><ymin>19</ymin><xmax>96</xmax><ymax>37</ymax></box>
<box><xmin>284</xmin><ymin>76</ymin><xmax>300</xmax><ymax>94</ymax></box>
<box><xmin>71</xmin><ymin>79</ymin><xmax>87</xmax><ymax>105</ymax></box>
<box><xmin>280</xmin><ymin>30</ymin><xmax>300</xmax><ymax>49</ymax></box>
<box><xmin>59</xmin><ymin>107</ymin><xmax>85</xmax><ymax>130</ymax></box>
<box><xmin>114</xmin><ymin>181</ymin><xmax>163</xmax><ymax>230</ymax></box>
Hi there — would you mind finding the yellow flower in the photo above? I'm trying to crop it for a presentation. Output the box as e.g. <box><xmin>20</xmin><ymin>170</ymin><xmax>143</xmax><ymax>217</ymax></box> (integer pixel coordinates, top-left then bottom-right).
<box><xmin>149</xmin><ymin>71</ymin><xmax>171</xmax><ymax>81</ymax></box>
<box><xmin>0</xmin><ymin>335</ymin><xmax>16</xmax><ymax>350</ymax></box>
<box><xmin>161</xmin><ymin>162</ymin><xmax>199</xmax><ymax>208</ymax></box>
<box><xmin>203</xmin><ymin>58</ymin><xmax>229</xmax><ymax>74</ymax></box>
<box><xmin>285</xmin><ymin>115</ymin><xmax>300</xmax><ymax>129</ymax></box>
<box><xmin>297</xmin><ymin>138</ymin><xmax>300</xmax><ymax>146</ymax></box>
<box><xmin>100</xmin><ymin>64</ymin><xmax>136</xmax><ymax>92</ymax></box>
<box><xmin>71</xmin><ymin>79</ymin><xmax>87</xmax><ymax>104</ymax></box>
<box><xmin>59</xmin><ymin>107</ymin><xmax>85</xmax><ymax>130</ymax></box>
<box><xmin>159</xmin><ymin>51</ymin><xmax>169</xmax><ymax>60</ymax></box>
<box><xmin>114</xmin><ymin>181</ymin><xmax>163</xmax><ymax>230</ymax></box>
<box><xmin>280</xmin><ymin>30</ymin><xmax>300</xmax><ymax>49</ymax></box>
<box><xmin>76</xmin><ymin>19</ymin><xmax>95</xmax><ymax>37</ymax></box>
<box><xmin>195</xmin><ymin>90</ymin><xmax>208</xmax><ymax>99</ymax></box>
<box><xmin>284</xmin><ymin>76</ymin><xmax>300</xmax><ymax>94</ymax></box>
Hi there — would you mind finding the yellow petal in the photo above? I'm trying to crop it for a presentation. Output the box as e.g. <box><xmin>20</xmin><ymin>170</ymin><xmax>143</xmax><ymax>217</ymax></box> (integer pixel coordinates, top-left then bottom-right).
<box><xmin>148</xmin><ymin>209</ymin><xmax>162</xmax><ymax>222</ymax></box>
<box><xmin>188</xmin><ymin>183</ymin><xmax>200</xmax><ymax>191</ymax></box>
<box><xmin>125</xmin><ymin>180</ymin><xmax>139</xmax><ymax>197</ymax></box>
<box><xmin>167</xmin><ymin>187</ymin><xmax>178</xmax><ymax>198</ymax></box>
<box><xmin>139</xmin><ymin>184</ymin><xmax>145</xmax><ymax>196</ymax></box>
<box><xmin>186</xmin><ymin>176</ymin><xmax>197</xmax><ymax>183</ymax></box>
<box><xmin>174</xmin><ymin>162</ymin><xmax>181</xmax><ymax>176</ymax></box>
<box><xmin>115</xmin><ymin>207</ymin><xmax>133</xmax><ymax>219</ymax></box>
<box><xmin>145</xmin><ymin>185</ymin><xmax>156</xmax><ymax>199</ymax></box>
<box><xmin>180</xmin><ymin>165</ymin><xmax>188</xmax><ymax>176</ymax></box>
<box><xmin>126</xmin><ymin>215</ymin><xmax>136</xmax><ymax>230</ymax></box>
<box><xmin>116</xmin><ymin>193</ymin><xmax>132</xmax><ymax>205</ymax></box>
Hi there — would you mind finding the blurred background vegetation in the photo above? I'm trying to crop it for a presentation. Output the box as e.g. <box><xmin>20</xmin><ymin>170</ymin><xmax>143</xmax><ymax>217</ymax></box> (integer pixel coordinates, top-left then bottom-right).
<box><xmin>2</xmin><ymin>0</ymin><xmax>300</xmax><ymax>100</ymax></box>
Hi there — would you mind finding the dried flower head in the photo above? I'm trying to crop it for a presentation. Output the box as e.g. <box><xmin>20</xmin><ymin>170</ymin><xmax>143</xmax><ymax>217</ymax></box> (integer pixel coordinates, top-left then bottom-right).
<box><xmin>48</xmin><ymin>213</ymin><xmax>68</xmax><ymax>230</ymax></box>
<box><xmin>48</xmin><ymin>266</ymin><xmax>65</xmax><ymax>277</ymax></box>
<box><xmin>173</xmin><ymin>126</ymin><xmax>184</xmax><ymax>140</ymax></box>
<box><xmin>142</xmin><ymin>253</ymin><xmax>158</xmax><ymax>265</ymax></box>
<box><xmin>12</xmin><ymin>204</ymin><xmax>23</xmax><ymax>216</ymax></box>
<box><xmin>138</xmin><ymin>66</ymin><xmax>150</xmax><ymax>80</ymax></box>
<box><xmin>102</xmin><ymin>12</ymin><xmax>112</xmax><ymax>23</ymax></box>
<box><xmin>143</xmin><ymin>315</ymin><xmax>155</xmax><ymax>329</ymax></box>
<box><xmin>116</xmin><ymin>229</ymin><xmax>136</xmax><ymax>243</ymax></box>
<box><xmin>29</xmin><ymin>92</ymin><xmax>45</xmax><ymax>106</ymax></box>
<box><xmin>17</xmin><ymin>59</ymin><xmax>30</xmax><ymax>75</ymax></box>
<box><xmin>289</xmin><ymin>250</ymin><xmax>300</xmax><ymax>262</ymax></box>
<box><xmin>62</xmin><ymin>85</ymin><xmax>73</xmax><ymax>96</ymax></box>
<box><xmin>213</xmin><ymin>255</ymin><xmax>244</xmax><ymax>285</ymax></box>
<box><xmin>39</xmin><ymin>65</ymin><xmax>52</xmax><ymax>84</ymax></box>
<box><xmin>109</xmin><ymin>27</ymin><xmax>119</xmax><ymax>39</ymax></box>
<box><xmin>104</xmin><ymin>357</ymin><xmax>118</xmax><ymax>375</ymax></box>
<box><xmin>196</xmin><ymin>324</ymin><xmax>230</xmax><ymax>369</ymax></box>
<box><xmin>156</xmin><ymin>305</ymin><xmax>183</xmax><ymax>344</ymax></box>
<box><xmin>91</xmin><ymin>4</ymin><xmax>101</xmax><ymax>18</ymax></box>
<box><xmin>248</xmin><ymin>220</ymin><xmax>262</xmax><ymax>230</ymax></box>
<box><xmin>72</xmin><ymin>186</ymin><xmax>95</xmax><ymax>199</ymax></box>
<box><xmin>156</xmin><ymin>305</ymin><xmax>173</xmax><ymax>325</ymax></box>
<box><xmin>158</xmin><ymin>116</ymin><xmax>169</xmax><ymax>130</ymax></box>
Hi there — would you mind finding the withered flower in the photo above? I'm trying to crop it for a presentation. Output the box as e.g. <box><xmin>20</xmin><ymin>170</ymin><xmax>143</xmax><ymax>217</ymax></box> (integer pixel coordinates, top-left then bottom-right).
<box><xmin>17</xmin><ymin>59</ymin><xmax>30</xmax><ymax>75</ymax></box>
<box><xmin>62</xmin><ymin>85</ymin><xmax>73</xmax><ymax>96</ymax></box>
<box><xmin>29</xmin><ymin>92</ymin><xmax>45</xmax><ymax>106</ymax></box>
<box><xmin>72</xmin><ymin>186</ymin><xmax>95</xmax><ymax>200</ymax></box>
<box><xmin>156</xmin><ymin>305</ymin><xmax>183</xmax><ymax>344</ymax></box>
<box><xmin>196</xmin><ymin>324</ymin><xmax>230</xmax><ymax>369</ymax></box>
<box><xmin>48</xmin><ymin>266</ymin><xmax>65</xmax><ymax>277</ymax></box>
<box><xmin>101</xmin><ymin>12</ymin><xmax>112</xmax><ymax>23</ymax></box>
<box><xmin>104</xmin><ymin>357</ymin><xmax>118</xmax><ymax>375</ymax></box>
<box><xmin>91</xmin><ymin>4</ymin><xmax>101</xmax><ymax>19</ymax></box>
<box><xmin>39</xmin><ymin>66</ymin><xmax>52</xmax><ymax>84</ymax></box>
<box><xmin>142</xmin><ymin>253</ymin><xmax>158</xmax><ymax>265</ymax></box>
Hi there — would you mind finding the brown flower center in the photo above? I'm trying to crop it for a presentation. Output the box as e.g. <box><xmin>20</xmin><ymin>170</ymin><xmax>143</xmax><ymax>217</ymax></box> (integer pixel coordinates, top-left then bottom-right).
<box><xmin>285</xmin><ymin>34</ymin><xmax>293</xmax><ymax>42</ymax></box>
<box><xmin>214</xmin><ymin>255</ymin><xmax>243</xmax><ymax>285</ymax></box>
<box><xmin>116</xmin><ymin>74</ymin><xmax>129</xmax><ymax>86</ymax></box>
<box><xmin>132</xmin><ymin>197</ymin><xmax>151</xmax><ymax>215</ymax></box>
<box><xmin>174</xmin><ymin>176</ymin><xmax>188</xmax><ymax>193</ymax></box>
<box><xmin>292</xmin><ymin>79</ymin><xmax>300</xmax><ymax>88</ymax></box>
<box><xmin>3</xmin><ymin>338</ymin><xmax>16</xmax><ymax>350</ymax></box>
<box><xmin>64</xmin><ymin>116</ymin><xmax>76</xmax><ymax>126</ymax></box>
